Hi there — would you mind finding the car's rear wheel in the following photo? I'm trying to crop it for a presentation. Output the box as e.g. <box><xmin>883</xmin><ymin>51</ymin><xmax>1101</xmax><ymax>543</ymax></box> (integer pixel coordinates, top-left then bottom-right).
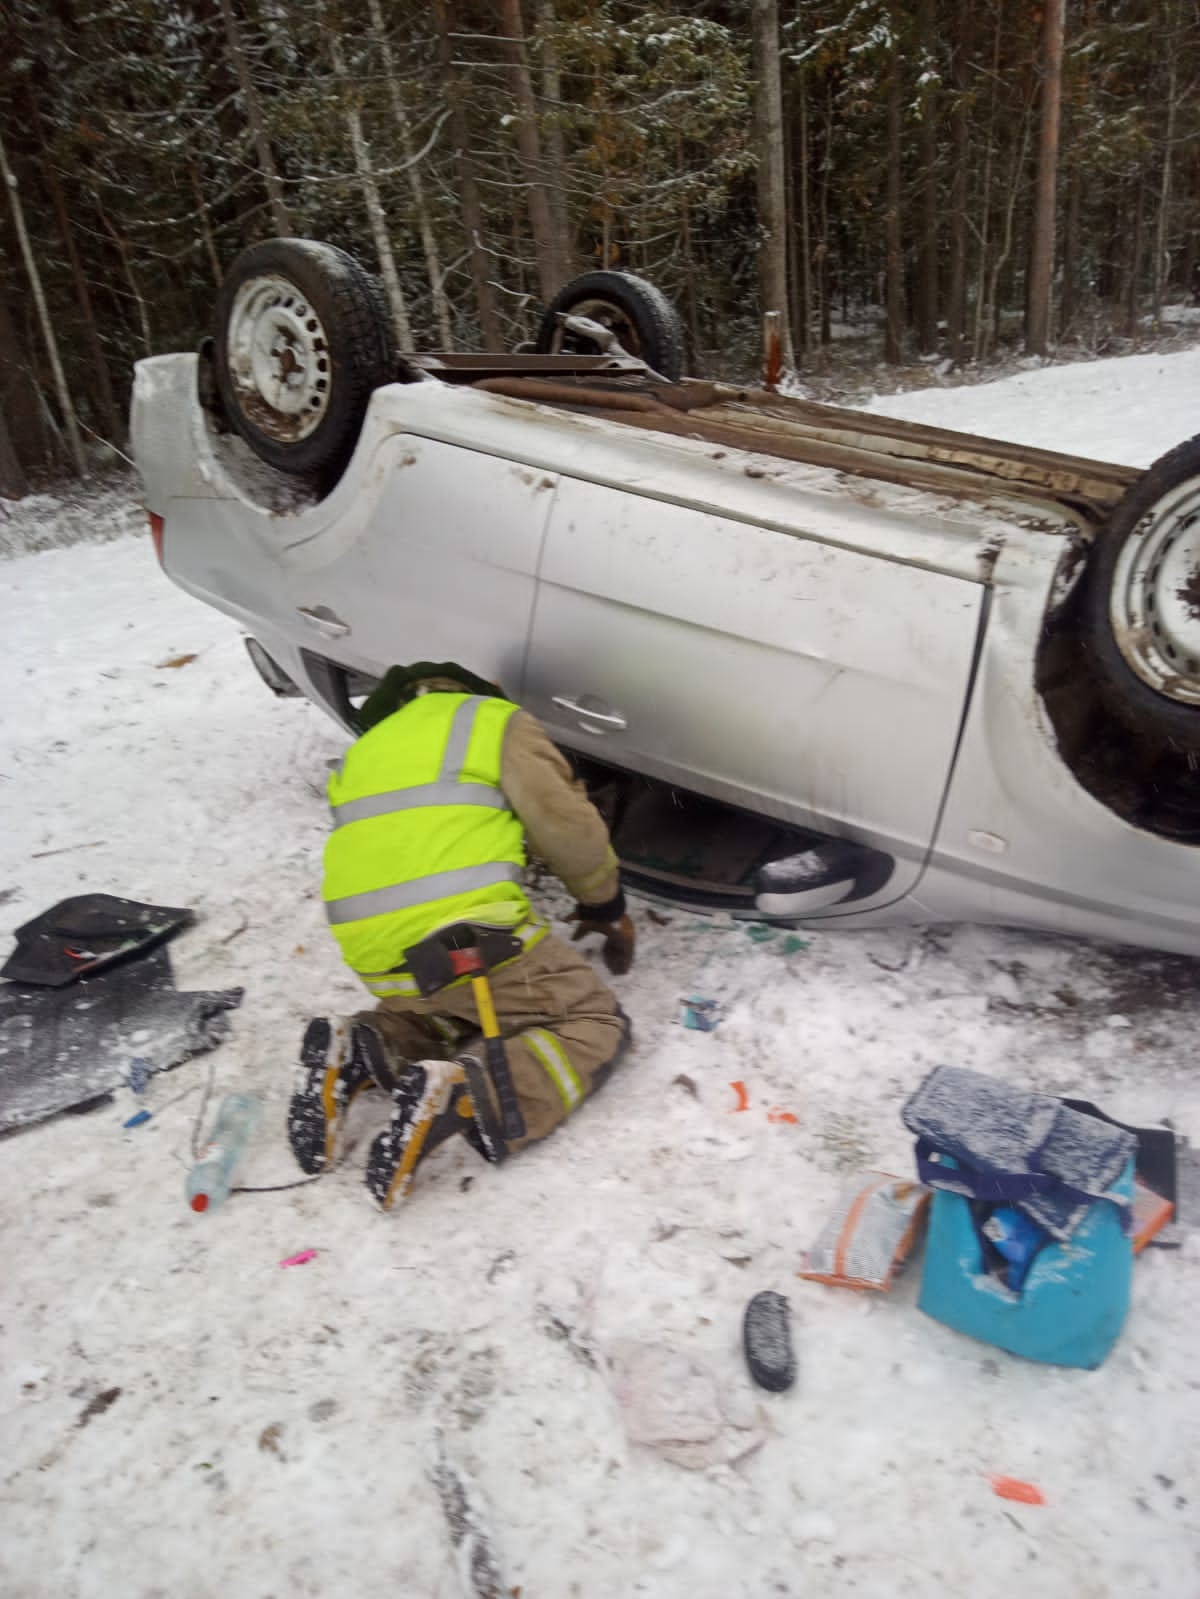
<box><xmin>1081</xmin><ymin>434</ymin><xmax>1200</xmax><ymax>754</ymax></box>
<box><xmin>214</xmin><ymin>238</ymin><xmax>396</xmax><ymax>477</ymax></box>
<box><xmin>534</xmin><ymin>270</ymin><xmax>685</xmax><ymax>381</ymax></box>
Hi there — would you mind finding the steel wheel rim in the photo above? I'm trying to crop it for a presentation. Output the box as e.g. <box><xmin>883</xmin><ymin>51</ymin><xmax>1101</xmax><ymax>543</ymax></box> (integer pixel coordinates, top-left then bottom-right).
<box><xmin>225</xmin><ymin>275</ymin><xmax>332</xmax><ymax>441</ymax></box>
<box><xmin>1109</xmin><ymin>478</ymin><xmax>1200</xmax><ymax>705</ymax></box>
<box><xmin>549</xmin><ymin>295</ymin><xmax>642</xmax><ymax>358</ymax></box>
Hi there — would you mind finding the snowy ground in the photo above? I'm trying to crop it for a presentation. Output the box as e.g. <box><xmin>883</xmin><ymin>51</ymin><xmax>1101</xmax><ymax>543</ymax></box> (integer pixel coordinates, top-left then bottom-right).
<box><xmin>3</xmin><ymin>350</ymin><xmax>1200</xmax><ymax>1599</ymax></box>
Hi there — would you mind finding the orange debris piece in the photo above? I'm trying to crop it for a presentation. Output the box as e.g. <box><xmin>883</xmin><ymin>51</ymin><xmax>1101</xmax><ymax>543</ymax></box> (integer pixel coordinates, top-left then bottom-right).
<box><xmin>990</xmin><ymin>1476</ymin><xmax>1046</xmax><ymax>1506</ymax></box>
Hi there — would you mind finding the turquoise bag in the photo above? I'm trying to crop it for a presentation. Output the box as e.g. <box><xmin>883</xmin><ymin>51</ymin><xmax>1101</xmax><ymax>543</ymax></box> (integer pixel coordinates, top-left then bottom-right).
<box><xmin>903</xmin><ymin>1067</ymin><xmax>1137</xmax><ymax>1370</ymax></box>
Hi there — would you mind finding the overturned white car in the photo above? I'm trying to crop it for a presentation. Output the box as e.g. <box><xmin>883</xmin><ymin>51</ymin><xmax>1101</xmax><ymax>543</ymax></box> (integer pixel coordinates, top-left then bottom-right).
<box><xmin>132</xmin><ymin>240</ymin><xmax>1200</xmax><ymax>957</ymax></box>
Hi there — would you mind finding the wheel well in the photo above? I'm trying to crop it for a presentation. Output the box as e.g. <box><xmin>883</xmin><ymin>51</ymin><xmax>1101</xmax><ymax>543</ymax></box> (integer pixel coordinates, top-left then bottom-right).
<box><xmin>1037</xmin><ymin>577</ymin><xmax>1200</xmax><ymax>843</ymax></box>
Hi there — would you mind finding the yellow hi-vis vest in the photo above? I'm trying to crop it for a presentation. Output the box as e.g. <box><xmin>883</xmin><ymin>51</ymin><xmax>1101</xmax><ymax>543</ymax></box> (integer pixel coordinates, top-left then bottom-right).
<box><xmin>322</xmin><ymin>693</ymin><xmax>540</xmax><ymax>997</ymax></box>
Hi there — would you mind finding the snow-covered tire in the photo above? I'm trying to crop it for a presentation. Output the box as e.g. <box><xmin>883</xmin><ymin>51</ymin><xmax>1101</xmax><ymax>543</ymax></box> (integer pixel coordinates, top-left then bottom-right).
<box><xmin>214</xmin><ymin>238</ymin><xmax>396</xmax><ymax>477</ymax></box>
<box><xmin>1081</xmin><ymin>433</ymin><xmax>1200</xmax><ymax>754</ymax></box>
<box><xmin>534</xmin><ymin>270</ymin><xmax>685</xmax><ymax>381</ymax></box>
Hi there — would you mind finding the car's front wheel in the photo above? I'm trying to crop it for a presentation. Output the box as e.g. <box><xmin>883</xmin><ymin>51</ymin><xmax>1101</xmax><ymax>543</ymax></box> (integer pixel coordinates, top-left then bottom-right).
<box><xmin>214</xmin><ymin>238</ymin><xmax>396</xmax><ymax>477</ymax></box>
<box><xmin>1081</xmin><ymin>433</ymin><xmax>1200</xmax><ymax>755</ymax></box>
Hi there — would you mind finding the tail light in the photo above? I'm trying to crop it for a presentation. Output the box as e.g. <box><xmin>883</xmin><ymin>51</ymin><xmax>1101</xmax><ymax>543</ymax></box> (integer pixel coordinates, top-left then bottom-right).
<box><xmin>148</xmin><ymin>511</ymin><xmax>164</xmax><ymax>564</ymax></box>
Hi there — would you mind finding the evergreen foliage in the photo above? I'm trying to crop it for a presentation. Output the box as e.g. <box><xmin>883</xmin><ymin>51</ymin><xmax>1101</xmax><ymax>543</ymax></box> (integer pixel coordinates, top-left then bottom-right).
<box><xmin>1</xmin><ymin>0</ymin><xmax>1197</xmax><ymax>483</ymax></box>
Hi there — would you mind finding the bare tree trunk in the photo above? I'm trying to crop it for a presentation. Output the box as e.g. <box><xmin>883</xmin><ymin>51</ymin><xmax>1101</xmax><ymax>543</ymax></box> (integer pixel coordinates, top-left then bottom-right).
<box><xmin>818</xmin><ymin>78</ymin><xmax>832</xmax><ymax>349</ymax></box>
<box><xmin>1026</xmin><ymin>0</ymin><xmax>1065</xmax><ymax>354</ymax></box>
<box><xmin>1125</xmin><ymin>172</ymin><xmax>1146</xmax><ymax>338</ymax></box>
<box><xmin>752</xmin><ymin>0</ymin><xmax>797</xmax><ymax>376</ymax></box>
<box><xmin>1060</xmin><ymin>158</ymin><xmax>1080</xmax><ymax>336</ymax></box>
<box><xmin>218</xmin><ymin>0</ymin><xmax>292</xmax><ymax>234</ymax></box>
<box><xmin>0</xmin><ymin>128</ymin><xmax>87</xmax><ymax>478</ymax></box>
<box><xmin>367</xmin><ymin>0</ymin><xmax>454</xmax><ymax>347</ymax></box>
<box><xmin>793</xmin><ymin>65</ymin><xmax>812</xmax><ymax>359</ymax></box>
<box><xmin>0</xmin><ymin>292</ymin><xmax>47</xmax><ymax>474</ymax></box>
<box><xmin>946</xmin><ymin>0</ymin><xmax>972</xmax><ymax>364</ymax></box>
<box><xmin>1152</xmin><ymin>43</ymin><xmax>1179</xmax><ymax>327</ymax></box>
<box><xmin>41</xmin><ymin>147</ymin><xmax>121</xmax><ymax>443</ymax></box>
<box><xmin>677</xmin><ymin>135</ymin><xmax>702</xmax><ymax>367</ymax></box>
<box><xmin>536</xmin><ymin>0</ymin><xmax>574</xmax><ymax>281</ymax></box>
<box><xmin>499</xmin><ymin>0</ymin><xmax>564</xmax><ymax>299</ymax></box>
<box><xmin>97</xmin><ymin>206</ymin><xmax>153</xmax><ymax>357</ymax></box>
<box><xmin>984</xmin><ymin>107</ymin><xmax>1033</xmax><ymax>360</ymax></box>
<box><xmin>328</xmin><ymin>32</ymin><xmax>415</xmax><ymax>351</ymax></box>
<box><xmin>884</xmin><ymin>39</ymin><xmax>903</xmax><ymax>365</ymax></box>
<box><xmin>0</xmin><ymin>402</ymin><xmax>27</xmax><ymax>499</ymax></box>
<box><xmin>914</xmin><ymin>0</ymin><xmax>940</xmax><ymax>355</ymax></box>
<box><xmin>972</xmin><ymin>7</ymin><xmax>1002</xmax><ymax>361</ymax></box>
<box><xmin>433</xmin><ymin>0</ymin><xmax>502</xmax><ymax>350</ymax></box>
<box><xmin>1060</xmin><ymin>27</ymin><xmax>1091</xmax><ymax>339</ymax></box>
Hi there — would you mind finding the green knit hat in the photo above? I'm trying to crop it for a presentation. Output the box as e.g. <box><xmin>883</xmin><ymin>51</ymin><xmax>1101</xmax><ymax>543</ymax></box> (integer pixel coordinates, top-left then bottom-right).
<box><xmin>358</xmin><ymin>661</ymin><xmax>505</xmax><ymax>731</ymax></box>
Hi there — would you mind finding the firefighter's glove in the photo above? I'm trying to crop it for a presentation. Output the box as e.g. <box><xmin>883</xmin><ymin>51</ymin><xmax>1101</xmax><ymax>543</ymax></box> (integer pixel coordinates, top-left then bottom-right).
<box><xmin>569</xmin><ymin>892</ymin><xmax>635</xmax><ymax>976</ymax></box>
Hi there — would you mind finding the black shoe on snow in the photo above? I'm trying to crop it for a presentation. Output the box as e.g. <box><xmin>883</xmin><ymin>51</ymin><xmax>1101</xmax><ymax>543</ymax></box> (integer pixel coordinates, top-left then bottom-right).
<box><xmin>287</xmin><ymin>1016</ymin><xmax>373</xmax><ymax>1175</ymax></box>
<box><xmin>365</xmin><ymin>1060</ymin><xmax>472</xmax><ymax>1210</ymax></box>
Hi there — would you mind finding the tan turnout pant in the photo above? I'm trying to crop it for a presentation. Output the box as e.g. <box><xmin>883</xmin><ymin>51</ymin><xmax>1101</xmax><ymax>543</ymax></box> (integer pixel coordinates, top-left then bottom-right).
<box><xmin>356</xmin><ymin>932</ymin><xmax>630</xmax><ymax>1153</ymax></box>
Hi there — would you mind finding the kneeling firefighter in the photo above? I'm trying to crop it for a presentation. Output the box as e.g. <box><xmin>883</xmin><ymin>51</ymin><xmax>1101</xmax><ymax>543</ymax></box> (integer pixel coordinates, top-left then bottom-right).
<box><xmin>288</xmin><ymin>662</ymin><xmax>634</xmax><ymax>1209</ymax></box>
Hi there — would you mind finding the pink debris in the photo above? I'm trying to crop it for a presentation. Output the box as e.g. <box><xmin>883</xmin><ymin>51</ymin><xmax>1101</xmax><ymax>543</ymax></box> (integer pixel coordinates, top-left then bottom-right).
<box><xmin>279</xmin><ymin>1249</ymin><xmax>318</xmax><ymax>1269</ymax></box>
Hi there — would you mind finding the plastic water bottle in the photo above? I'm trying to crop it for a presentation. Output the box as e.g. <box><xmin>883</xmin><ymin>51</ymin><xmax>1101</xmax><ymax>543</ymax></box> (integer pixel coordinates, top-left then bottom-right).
<box><xmin>186</xmin><ymin>1094</ymin><xmax>261</xmax><ymax>1213</ymax></box>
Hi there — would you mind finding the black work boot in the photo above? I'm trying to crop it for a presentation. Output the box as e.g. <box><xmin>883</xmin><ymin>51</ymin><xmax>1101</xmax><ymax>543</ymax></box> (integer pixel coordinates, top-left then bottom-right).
<box><xmin>453</xmin><ymin>1053</ymin><xmax>508</xmax><ymax>1165</ymax></box>
<box><xmin>287</xmin><ymin>1016</ymin><xmax>375</xmax><ymax>1175</ymax></box>
<box><xmin>349</xmin><ymin>1018</ymin><xmax>406</xmax><ymax>1091</ymax></box>
<box><xmin>365</xmin><ymin>1060</ymin><xmax>475</xmax><ymax>1210</ymax></box>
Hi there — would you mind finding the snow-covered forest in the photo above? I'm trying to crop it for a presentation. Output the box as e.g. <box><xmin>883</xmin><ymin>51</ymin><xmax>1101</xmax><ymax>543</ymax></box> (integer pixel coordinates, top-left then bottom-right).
<box><xmin>3</xmin><ymin>0</ymin><xmax>1200</xmax><ymax>492</ymax></box>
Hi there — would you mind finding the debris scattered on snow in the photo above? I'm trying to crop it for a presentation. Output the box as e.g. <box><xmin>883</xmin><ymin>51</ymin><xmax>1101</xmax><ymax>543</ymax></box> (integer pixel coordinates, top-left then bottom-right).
<box><xmin>603</xmin><ymin>1339</ymin><xmax>768</xmax><ymax>1470</ymax></box>
<box><xmin>681</xmin><ymin>995</ymin><xmax>722</xmax><ymax>1031</ymax></box>
<box><xmin>742</xmin><ymin>1291</ymin><xmax>796</xmax><ymax>1393</ymax></box>
<box><xmin>989</xmin><ymin>1475</ymin><xmax>1046</xmax><ymax>1506</ymax></box>
<box><xmin>278</xmin><ymin>1249</ymin><xmax>318</xmax><ymax>1268</ymax></box>
<box><xmin>798</xmin><ymin>1173</ymin><xmax>931</xmax><ymax>1291</ymax></box>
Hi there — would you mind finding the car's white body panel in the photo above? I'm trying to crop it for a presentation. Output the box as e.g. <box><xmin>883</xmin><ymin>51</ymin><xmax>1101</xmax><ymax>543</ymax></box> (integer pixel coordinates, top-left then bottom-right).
<box><xmin>132</xmin><ymin>353</ymin><xmax>1200</xmax><ymax>956</ymax></box>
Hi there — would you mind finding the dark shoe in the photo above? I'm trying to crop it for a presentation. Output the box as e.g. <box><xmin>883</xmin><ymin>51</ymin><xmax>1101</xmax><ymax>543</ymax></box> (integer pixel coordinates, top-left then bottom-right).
<box><xmin>350</xmin><ymin>1018</ymin><xmax>404</xmax><ymax>1091</ymax></box>
<box><xmin>365</xmin><ymin>1060</ymin><xmax>473</xmax><ymax>1209</ymax></box>
<box><xmin>287</xmin><ymin>1016</ymin><xmax>374</xmax><ymax>1175</ymax></box>
<box><xmin>454</xmin><ymin>1053</ymin><xmax>508</xmax><ymax>1164</ymax></box>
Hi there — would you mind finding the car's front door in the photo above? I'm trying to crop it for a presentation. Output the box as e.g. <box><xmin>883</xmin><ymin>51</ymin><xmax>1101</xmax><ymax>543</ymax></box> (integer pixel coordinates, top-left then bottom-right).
<box><xmin>521</xmin><ymin>477</ymin><xmax>984</xmax><ymax>909</ymax></box>
<box><xmin>281</xmin><ymin>431</ymin><xmax>557</xmax><ymax>703</ymax></box>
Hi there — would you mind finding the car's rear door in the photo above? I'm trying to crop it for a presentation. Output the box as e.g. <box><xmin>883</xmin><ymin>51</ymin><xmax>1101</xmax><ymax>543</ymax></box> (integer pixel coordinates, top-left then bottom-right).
<box><xmin>521</xmin><ymin>477</ymin><xmax>985</xmax><ymax>908</ymax></box>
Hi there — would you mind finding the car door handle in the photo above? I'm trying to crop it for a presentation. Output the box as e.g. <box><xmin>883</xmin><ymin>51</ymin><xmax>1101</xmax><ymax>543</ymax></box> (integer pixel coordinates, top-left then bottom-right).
<box><xmin>551</xmin><ymin>695</ymin><xmax>627</xmax><ymax>732</ymax></box>
<box><xmin>296</xmin><ymin>605</ymin><xmax>351</xmax><ymax>638</ymax></box>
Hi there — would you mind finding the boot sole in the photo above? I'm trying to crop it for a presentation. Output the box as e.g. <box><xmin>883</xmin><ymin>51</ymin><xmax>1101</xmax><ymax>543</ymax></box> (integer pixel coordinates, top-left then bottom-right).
<box><xmin>288</xmin><ymin>1018</ymin><xmax>369</xmax><ymax>1174</ymax></box>
<box><xmin>367</xmin><ymin>1065</ymin><xmax>466</xmax><ymax>1210</ymax></box>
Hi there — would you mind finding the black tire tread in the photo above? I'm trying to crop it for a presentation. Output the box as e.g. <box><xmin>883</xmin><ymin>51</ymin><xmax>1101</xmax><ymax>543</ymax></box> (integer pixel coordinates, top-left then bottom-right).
<box><xmin>1080</xmin><ymin>431</ymin><xmax>1200</xmax><ymax>754</ymax></box>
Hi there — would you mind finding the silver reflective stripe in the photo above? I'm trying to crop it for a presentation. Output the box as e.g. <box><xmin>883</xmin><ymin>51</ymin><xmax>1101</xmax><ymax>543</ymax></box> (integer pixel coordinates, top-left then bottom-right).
<box><xmin>439</xmin><ymin>696</ymin><xmax>486</xmax><ymax>782</ymax></box>
<box><xmin>325</xmin><ymin>861</ymin><xmax>523</xmax><ymax>925</ymax></box>
<box><xmin>332</xmin><ymin>781</ymin><xmax>508</xmax><ymax>828</ymax></box>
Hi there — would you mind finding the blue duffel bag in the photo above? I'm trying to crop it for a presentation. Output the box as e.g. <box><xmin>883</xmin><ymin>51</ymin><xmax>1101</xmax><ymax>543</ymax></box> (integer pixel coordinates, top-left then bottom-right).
<box><xmin>902</xmin><ymin>1066</ymin><xmax>1137</xmax><ymax>1369</ymax></box>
